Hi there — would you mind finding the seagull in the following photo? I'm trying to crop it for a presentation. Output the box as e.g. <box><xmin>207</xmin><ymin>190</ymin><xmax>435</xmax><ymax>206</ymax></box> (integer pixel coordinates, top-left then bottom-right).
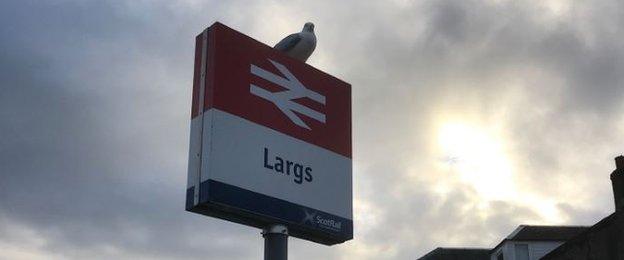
<box><xmin>274</xmin><ymin>22</ymin><xmax>317</xmax><ymax>63</ymax></box>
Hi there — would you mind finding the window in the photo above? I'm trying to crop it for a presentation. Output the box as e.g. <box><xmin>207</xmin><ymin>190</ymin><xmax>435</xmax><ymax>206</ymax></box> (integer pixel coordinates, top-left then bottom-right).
<box><xmin>515</xmin><ymin>244</ymin><xmax>529</xmax><ymax>260</ymax></box>
<box><xmin>496</xmin><ymin>252</ymin><xmax>504</xmax><ymax>260</ymax></box>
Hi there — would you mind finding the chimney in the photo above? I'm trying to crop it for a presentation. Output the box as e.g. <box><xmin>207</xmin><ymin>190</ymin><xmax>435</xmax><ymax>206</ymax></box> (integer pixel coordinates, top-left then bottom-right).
<box><xmin>611</xmin><ymin>155</ymin><xmax>624</xmax><ymax>211</ymax></box>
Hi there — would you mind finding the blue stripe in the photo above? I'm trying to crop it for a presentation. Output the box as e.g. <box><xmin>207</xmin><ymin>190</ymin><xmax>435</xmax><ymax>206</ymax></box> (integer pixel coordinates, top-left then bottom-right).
<box><xmin>200</xmin><ymin>179</ymin><xmax>210</xmax><ymax>203</ymax></box>
<box><xmin>185</xmin><ymin>186</ymin><xmax>195</xmax><ymax>210</ymax></box>
<box><xmin>197</xmin><ymin>179</ymin><xmax>352</xmax><ymax>243</ymax></box>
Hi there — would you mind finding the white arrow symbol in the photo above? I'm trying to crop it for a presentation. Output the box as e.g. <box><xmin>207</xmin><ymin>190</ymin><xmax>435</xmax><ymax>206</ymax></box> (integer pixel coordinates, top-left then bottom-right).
<box><xmin>250</xmin><ymin>59</ymin><xmax>326</xmax><ymax>130</ymax></box>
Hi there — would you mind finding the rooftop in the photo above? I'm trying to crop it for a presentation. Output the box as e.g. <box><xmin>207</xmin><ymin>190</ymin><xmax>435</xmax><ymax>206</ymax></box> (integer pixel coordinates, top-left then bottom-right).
<box><xmin>542</xmin><ymin>210</ymin><xmax>624</xmax><ymax>259</ymax></box>
<box><xmin>491</xmin><ymin>225</ymin><xmax>589</xmax><ymax>253</ymax></box>
<box><xmin>506</xmin><ymin>225</ymin><xmax>589</xmax><ymax>241</ymax></box>
<box><xmin>417</xmin><ymin>247</ymin><xmax>490</xmax><ymax>260</ymax></box>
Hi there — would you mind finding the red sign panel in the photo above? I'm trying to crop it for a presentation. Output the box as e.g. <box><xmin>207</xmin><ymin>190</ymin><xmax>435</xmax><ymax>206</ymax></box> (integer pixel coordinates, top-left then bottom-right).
<box><xmin>192</xmin><ymin>23</ymin><xmax>352</xmax><ymax>158</ymax></box>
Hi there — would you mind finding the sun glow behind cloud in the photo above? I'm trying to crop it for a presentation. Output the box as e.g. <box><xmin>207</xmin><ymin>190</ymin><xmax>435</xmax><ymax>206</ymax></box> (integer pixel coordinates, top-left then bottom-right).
<box><xmin>436</xmin><ymin>121</ymin><xmax>516</xmax><ymax>200</ymax></box>
<box><xmin>433</xmin><ymin>118</ymin><xmax>565</xmax><ymax>224</ymax></box>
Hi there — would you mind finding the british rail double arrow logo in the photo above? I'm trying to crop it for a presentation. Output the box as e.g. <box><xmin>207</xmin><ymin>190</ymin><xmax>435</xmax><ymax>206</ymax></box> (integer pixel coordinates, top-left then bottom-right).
<box><xmin>250</xmin><ymin>59</ymin><xmax>326</xmax><ymax>130</ymax></box>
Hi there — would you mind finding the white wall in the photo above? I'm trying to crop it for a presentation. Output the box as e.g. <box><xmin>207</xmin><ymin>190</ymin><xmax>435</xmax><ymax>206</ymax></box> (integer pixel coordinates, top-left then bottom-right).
<box><xmin>490</xmin><ymin>241</ymin><xmax>563</xmax><ymax>260</ymax></box>
<box><xmin>528</xmin><ymin>241</ymin><xmax>562</xmax><ymax>260</ymax></box>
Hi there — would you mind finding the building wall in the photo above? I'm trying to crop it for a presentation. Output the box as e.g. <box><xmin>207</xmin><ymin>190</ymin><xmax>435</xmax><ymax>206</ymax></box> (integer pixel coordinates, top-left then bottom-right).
<box><xmin>541</xmin><ymin>212</ymin><xmax>624</xmax><ymax>260</ymax></box>
<box><xmin>491</xmin><ymin>241</ymin><xmax>563</xmax><ymax>260</ymax></box>
<box><xmin>528</xmin><ymin>242</ymin><xmax>562</xmax><ymax>259</ymax></box>
<box><xmin>490</xmin><ymin>244</ymin><xmax>505</xmax><ymax>260</ymax></box>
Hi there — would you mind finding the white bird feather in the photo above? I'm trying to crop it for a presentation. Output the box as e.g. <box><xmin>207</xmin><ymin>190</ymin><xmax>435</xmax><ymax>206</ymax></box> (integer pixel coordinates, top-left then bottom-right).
<box><xmin>274</xmin><ymin>22</ymin><xmax>316</xmax><ymax>63</ymax></box>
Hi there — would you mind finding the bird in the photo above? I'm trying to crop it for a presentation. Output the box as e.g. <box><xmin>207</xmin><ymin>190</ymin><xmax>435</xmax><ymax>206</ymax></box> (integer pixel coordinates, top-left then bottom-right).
<box><xmin>274</xmin><ymin>22</ymin><xmax>317</xmax><ymax>63</ymax></box>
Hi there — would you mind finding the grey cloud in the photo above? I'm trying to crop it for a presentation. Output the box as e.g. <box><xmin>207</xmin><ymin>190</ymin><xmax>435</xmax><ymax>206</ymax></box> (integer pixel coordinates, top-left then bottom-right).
<box><xmin>320</xmin><ymin>0</ymin><xmax>624</xmax><ymax>257</ymax></box>
<box><xmin>1</xmin><ymin>1</ymin><xmax>258</xmax><ymax>259</ymax></box>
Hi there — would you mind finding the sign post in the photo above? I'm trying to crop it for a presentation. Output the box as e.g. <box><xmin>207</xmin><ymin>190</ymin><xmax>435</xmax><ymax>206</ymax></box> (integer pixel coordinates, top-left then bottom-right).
<box><xmin>186</xmin><ymin>22</ymin><xmax>352</xmax><ymax>258</ymax></box>
<box><xmin>263</xmin><ymin>225</ymin><xmax>288</xmax><ymax>260</ymax></box>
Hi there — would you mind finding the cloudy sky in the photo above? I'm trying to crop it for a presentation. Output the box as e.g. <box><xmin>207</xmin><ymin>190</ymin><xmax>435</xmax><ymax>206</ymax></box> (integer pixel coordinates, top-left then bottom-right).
<box><xmin>1</xmin><ymin>0</ymin><xmax>624</xmax><ymax>259</ymax></box>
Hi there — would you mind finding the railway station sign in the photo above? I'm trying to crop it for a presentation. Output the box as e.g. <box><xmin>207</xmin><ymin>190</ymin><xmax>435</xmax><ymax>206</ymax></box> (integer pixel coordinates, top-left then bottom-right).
<box><xmin>186</xmin><ymin>22</ymin><xmax>352</xmax><ymax>245</ymax></box>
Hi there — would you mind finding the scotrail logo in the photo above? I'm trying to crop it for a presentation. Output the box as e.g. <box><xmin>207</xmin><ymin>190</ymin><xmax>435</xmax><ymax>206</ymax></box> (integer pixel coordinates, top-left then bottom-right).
<box><xmin>250</xmin><ymin>59</ymin><xmax>326</xmax><ymax>130</ymax></box>
<box><xmin>302</xmin><ymin>209</ymin><xmax>317</xmax><ymax>225</ymax></box>
<box><xmin>301</xmin><ymin>209</ymin><xmax>342</xmax><ymax>231</ymax></box>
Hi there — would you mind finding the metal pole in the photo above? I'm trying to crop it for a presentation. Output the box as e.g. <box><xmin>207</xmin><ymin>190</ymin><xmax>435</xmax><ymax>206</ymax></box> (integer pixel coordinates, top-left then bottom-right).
<box><xmin>263</xmin><ymin>224</ymin><xmax>288</xmax><ymax>260</ymax></box>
